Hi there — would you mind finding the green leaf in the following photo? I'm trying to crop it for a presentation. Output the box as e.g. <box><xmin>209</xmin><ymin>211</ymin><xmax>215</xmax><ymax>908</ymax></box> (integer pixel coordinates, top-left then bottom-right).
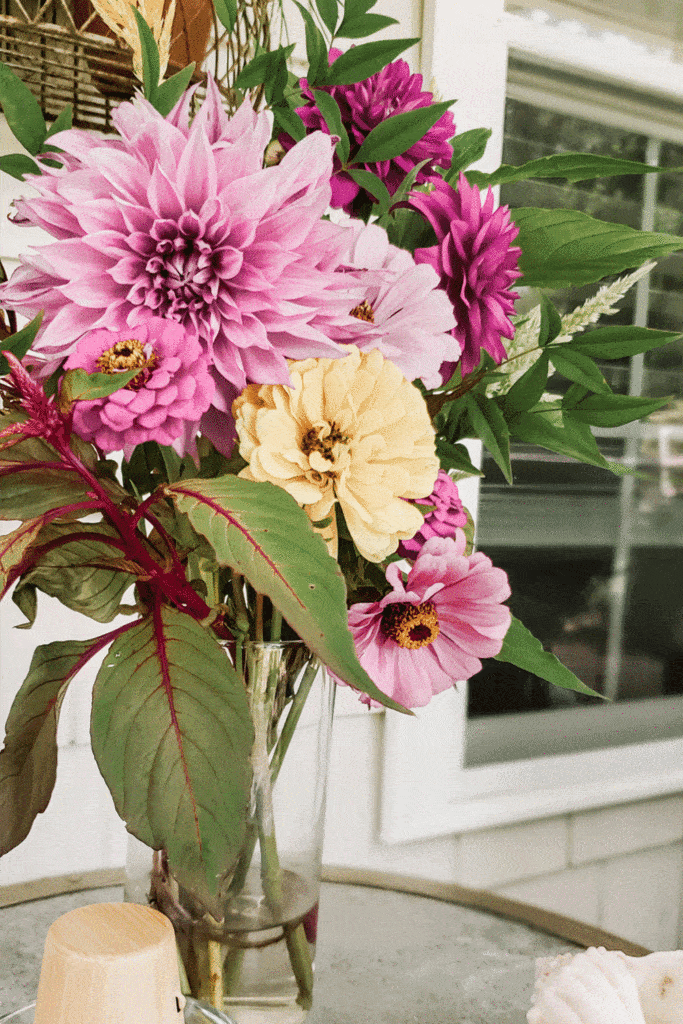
<box><xmin>131</xmin><ymin>5</ymin><xmax>160</xmax><ymax>101</ymax></box>
<box><xmin>468</xmin><ymin>152</ymin><xmax>679</xmax><ymax>189</ymax></box>
<box><xmin>341</xmin><ymin>0</ymin><xmax>377</xmax><ymax>18</ymax></box>
<box><xmin>495</xmin><ymin>616</ymin><xmax>604</xmax><ymax>697</ymax></box>
<box><xmin>549</xmin><ymin>347</ymin><xmax>611</xmax><ymax>393</ymax></box>
<box><xmin>0</xmin><ymin>638</ymin><xmax>101</xmax><ymax>855</ymax></box>
<box><xmin>443</xmin><ymin>128</ymin><xmax>490</xmax><ymax>182</ymax></box>
<box><xmin>354</xmin><ymin>100</ymin><xmax>454</xmax><ymax>165</ymax></box>
<box><xmin>325</xmin><ymin>38</ymin><xmax>419</xmax><ymax>85</ymax></box>
<box><xmin>513</xmin><ymin>207</ymin><xmax>683</xmax><ymax>289</ymax></box>
<box><xmin>293</xmin><ymin>1</ymin><xmax>328</xmax><ymax>84</ymax></box>
<box><xmin>336</xmin><ymin>12</ymin><xmax>398</xmax><ymax>36</ymax></box>
<box><xmin>509</xmin><ymin>410</ymin><xmax>611</xmax><ymax>470</ymax></box>
<box><xmin>154</xmin><ymin>63</ymin><xmax>196</xmax><ymax>117</ymax></box>
<box><xmin>568</xmin><ymin>392</ymin><xmax>671</xmax><ymax>427</ymax></box>
<box><xmin>538</xmin><ymin>294</ymin><xmax>562</xmax><ymax>346</ymax></box>
<box><xmin>464</xmin><ymin>393</ymin><xmax>511</xmax><ymax>483</ymax></box>
<box><xmin>0</xmin><ymin>62</ymin><xmax>47</xmax><ymax>155</ymax></box>
<box><xmin>123</xmin><ymin>440</ymin><xmax>181</xmax><ymax>495</ymax></box>
<box><xmin>381</xmin><ymin>159</ymin><xmax>431</xmax><ymax>214</ymax></box>
<box><xmin>316</xmin><ymin>0</ymin><xmax>339</xmax><ymax>34</ymax></box>
<box><xmin>312</xmin><ymin>88</ymin><xmax>350</xmax><ymax>163</ymax></box>
<box><xmin>0</xmin><ymin>518</ymin><xmax>43</xmax><ymax>599</ymax></box>
<box><xmin>347</xmin><ymin>167</ymin><xmax>392</xmax><ymax>209</ymax></box>
<box><xmin>502</xmin><ymin>351</ymin><xmax>550</xmax><ymax>414</ymax></box>
<box><xmin>0</xmin><ymin>312</ymin><xmax>43</xmax><ymax>375</ymax></box>
<box><xmin>0</xmin><ymin>153</ymin><xmax>41</xmax><ymax>180</ymax></box>
<box><xmin>12</xmin><ymin>581</ymin><xmax>36</xmax><ymax>628</ymax></box>
<box><xmin>45</xmin><ymin>103</ymin><xmax>73</xmax><ymax>138</ymax></box>
<box><xmin>91</xmin><ymin>608</ymin><xmax>254</xmax><ymax>911</ymax></box>
<box><xmin>435</xmin><ymin>437</ymin><xmax>483</xmax><ymax>476</ymax></box>
<box><xmin>165</xmin><ymin>477</ymin><xmax>410</xmax><ymax>712</ymax></box>
<box><xmin>234</xmin><ymin>44</ymin><xmax>296</xmax><ymax>89</ymax></box>
<box><xmin>213</xmin><ymin>0</ymin><xmax>236</xmax><ymax>32</ymax></box>
<box><xmin>273</xmin><ymin>104</ymin><xmax>307</xmax><ymax>142</ymax></box>
<box><xmin>0</xmin><ymin>463</ymin><xmax>96</xmax><ymax>520</ymax></box>
<box><xmin>60</xmin><ymin>366</ymin><xmax>142</xmax><ymax>403</ymax></box>
<box><xmin>385</xmin><ymin>206</ymin><xmax>437</xmax><ymax>251</ymax></box>
<box><xmin>17</xmin><ymin>522</ymin><xmax>133</xmax><ymax>623</ymax></box>
<box><xmin>570</xmin><ymin>325</ymin><xmax>682</xmax><ymax>360</ymax></box>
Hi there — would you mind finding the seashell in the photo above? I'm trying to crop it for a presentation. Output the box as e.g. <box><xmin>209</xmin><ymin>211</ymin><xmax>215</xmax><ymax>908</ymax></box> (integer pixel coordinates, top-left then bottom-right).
<box><xmin>618</xmin><ymin>951</ymin><xmax>683</xmax><ymax>1024</ymax></box>
<box><xmin>528</xmin><ymin>946</ymin><xmax>647</xmax><ymax>1024</ymax></box>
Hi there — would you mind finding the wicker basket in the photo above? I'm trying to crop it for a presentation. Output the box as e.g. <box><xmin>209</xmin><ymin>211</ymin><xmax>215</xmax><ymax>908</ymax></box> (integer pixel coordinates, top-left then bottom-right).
<box><xmin>0</xmin><ymin>0</ymin><xmax>216</xmax><ymax>130</ymax></box>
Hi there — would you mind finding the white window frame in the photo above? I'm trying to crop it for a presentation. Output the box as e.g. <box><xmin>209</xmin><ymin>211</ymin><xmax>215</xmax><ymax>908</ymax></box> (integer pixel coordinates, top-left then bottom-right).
<box><xmin>380</xmin><ymin>6</ymin><xmax>683</xmax><ymax>846</ymax></box>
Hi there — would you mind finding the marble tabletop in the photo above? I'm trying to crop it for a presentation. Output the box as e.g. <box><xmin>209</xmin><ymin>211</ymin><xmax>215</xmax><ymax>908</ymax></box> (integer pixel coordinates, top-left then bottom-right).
<box><xmin>0</xmin><ymin>879</ymin><xmax>587</xmax><ymax>1024</ymax></box>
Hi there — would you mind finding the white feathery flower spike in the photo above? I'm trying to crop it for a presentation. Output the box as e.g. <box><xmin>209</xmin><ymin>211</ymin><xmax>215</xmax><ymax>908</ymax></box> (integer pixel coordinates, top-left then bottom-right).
<box><xmin>89</xmin><ymin>0</ymin><xmax>176</xmax><ymax>83</ymax></box>
<box><xmin>488</xmin><ymin>263</ymin><xmax>655</xmax><ymax>398</ymax></box>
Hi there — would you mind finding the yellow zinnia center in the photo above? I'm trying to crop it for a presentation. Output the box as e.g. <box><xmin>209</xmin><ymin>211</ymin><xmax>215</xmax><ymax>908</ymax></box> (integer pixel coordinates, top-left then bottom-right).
<box><xmin>381</xmin><ymin>600</ymin><xmax>440</xmax><ymax>649</ymax></box>
<box><xmin>96</xmin><ymin>338</ymin><xmax>157</xmax><ymax>391</ymax></box>
<box><xmin>349</xmin><ymin>299</ymin><xmax>375</xmax><ymax>323</ymax></box>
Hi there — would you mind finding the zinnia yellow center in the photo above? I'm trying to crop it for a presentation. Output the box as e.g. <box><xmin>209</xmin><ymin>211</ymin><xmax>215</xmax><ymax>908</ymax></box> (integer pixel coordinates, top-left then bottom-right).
<box><xmin>96</xmin><ymin>338</ymin><xmax>157</xmax><ymax>391</ymax></box>
<box><xmin>380</xmin><ymin>600</ymin><xmax>440</xmax><ymax>649</ymax></box>
<box><xmin>349</xmin><ymin>299</ymin><xmax>375</xmax><ymax>323</ymax></box>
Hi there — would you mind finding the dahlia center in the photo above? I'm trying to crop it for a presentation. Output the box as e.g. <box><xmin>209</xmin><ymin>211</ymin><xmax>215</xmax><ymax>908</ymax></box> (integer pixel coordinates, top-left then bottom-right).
<box><xmin>96</xmin><ymin>338</ymin><xmax>158</xmax><ymax>391</ymax></box>
<box><xmin>381</xmin><ymin>601</ymin><xmax>440</xmax><ymax>649</ymax></box>
<box><xmin>349</xmin><ymin>299</ymin><xmax>375</xmax><ymax>323</ymax></box>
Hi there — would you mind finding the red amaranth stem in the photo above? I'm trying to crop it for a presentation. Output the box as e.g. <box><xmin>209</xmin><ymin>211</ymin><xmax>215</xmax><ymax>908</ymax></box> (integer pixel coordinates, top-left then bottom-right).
<box><xmin>46</xmin><ymin>437</ymin><xmax>211</xmax><ymax>621</ymax></box>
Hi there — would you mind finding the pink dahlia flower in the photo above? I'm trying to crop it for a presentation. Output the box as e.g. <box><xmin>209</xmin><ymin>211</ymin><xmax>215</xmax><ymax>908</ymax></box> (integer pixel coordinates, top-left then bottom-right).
<box><xmin>63</xmin><ymin>318</ymin><xmax>213</xmax><ymax>459</ymax></box>
<box><xmin>0</xmin><ymin>81</ymin><xmax>359</xmax><ymax>453</ymax></box>
<box><xmin>331</xmin><ymin>222</ymin><xmax>459</xmax><ymax>386</ymax></box>
<box><xmin>344</xmin><ymin>532</ymin><xmax>511</xmax><ymax>708</ymax></box>
<box><xmin>286</xmin><ymin>52</ymin><xmax>455</xmax><ymax>212</ymax></box>
<box><xmin>397</xmin><ymin>470</ymin><xmax>468</xmax><ymax>558</ymax></box>
<box><xmin>410</xmin><ymin>173</ymin><xmax>522</xmax><ymax>378</ymax></box>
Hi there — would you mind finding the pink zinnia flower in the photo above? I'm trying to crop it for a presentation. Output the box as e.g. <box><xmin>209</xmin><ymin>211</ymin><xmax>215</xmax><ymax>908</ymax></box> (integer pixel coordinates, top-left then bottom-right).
<box><xmin>410</xmin><ymin>173</ymin><xmax>522</xmax><ymax>378</ymax></box>
<box><xmin>286</xmin><ymin>52</ymin><xmax>455</xmax><ymax>212</ymax></box>
<box><xmin>0</xmin><ymin>81</ymin><xmax>359</xmax><ymax>454</ymax></box>
<box><xmin>332</xmin><ymin>221</ymin><xmax>459</xmax><ymax>386</ymax></box>
<box><xmin>398</xmin><ymin>470</ymin><xmax>467</xmax><ymax>558</ymax></box>
<box><xmin>63</xmin><ymin>318</ymin><xmax>213</xmax><ymax>459</ymax></box>
<box><xmin>344</xmin><ymin>532</ymin><xmax>511</xmax><ymax>708</ymax></box>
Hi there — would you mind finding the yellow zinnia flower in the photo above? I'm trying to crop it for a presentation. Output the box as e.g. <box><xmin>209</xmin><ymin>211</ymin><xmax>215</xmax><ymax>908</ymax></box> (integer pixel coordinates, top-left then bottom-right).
<box><xmin>233</xmin><ymin>347</ymin><xmax>439</xmax><ymax>562</ymax></box>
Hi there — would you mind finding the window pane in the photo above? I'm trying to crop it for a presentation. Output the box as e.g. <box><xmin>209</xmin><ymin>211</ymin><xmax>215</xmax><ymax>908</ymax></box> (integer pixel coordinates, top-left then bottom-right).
<box><xmin>469</xmin><ymin>99</ymin><xmax>683</xmax><ymax>747</ymax></box>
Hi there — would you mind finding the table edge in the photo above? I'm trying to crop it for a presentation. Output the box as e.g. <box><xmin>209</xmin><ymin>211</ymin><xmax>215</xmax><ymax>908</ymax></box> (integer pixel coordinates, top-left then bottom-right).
<box><xmin>0</xmin><ymin>864</ymin><xmax>651</xmax><ymax>957</ymax></box>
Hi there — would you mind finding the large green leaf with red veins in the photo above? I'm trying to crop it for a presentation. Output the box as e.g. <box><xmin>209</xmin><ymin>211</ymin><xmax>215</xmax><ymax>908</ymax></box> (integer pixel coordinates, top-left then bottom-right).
<box><xmin>14</xmin><ymin>522</ymin><xmax>133</xmax><ymax>622</ymax></box>
<box><xmin>0</xmin><ymin>637</ymin><xmax>102</xmax><ymax>855</ymax></box>
<box><xmin>91</xmin><ymin>606</ymin><xmax>254</xmax><ymax>913</ymax></box>
<box><xmin>0</xmin><ymin>463</ymin><xmax>96</xmax><ymax>520</ymax></box>
<box><xmin>0</xmin><ymin>518</ymin><xmax>43</xmax><ymax>598</ymax></box>
<box><xmin>165</xmin><ymin>477</ymin><xmax>409</xmax><ymax>713</ymax></box>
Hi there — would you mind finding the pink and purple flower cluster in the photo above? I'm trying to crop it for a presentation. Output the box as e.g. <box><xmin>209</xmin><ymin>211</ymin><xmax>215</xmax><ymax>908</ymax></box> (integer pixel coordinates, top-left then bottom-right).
<box><xmin>287</xmin><ymin>52</ymin><xmax>455</xmax><ymax>213</ymax></box>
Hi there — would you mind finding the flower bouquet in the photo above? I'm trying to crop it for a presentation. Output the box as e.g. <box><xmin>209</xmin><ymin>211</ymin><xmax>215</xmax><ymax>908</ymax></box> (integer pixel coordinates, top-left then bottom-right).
<box><xmin>1</xmin><ymin>0</ymin><xmax>683</xmax><ymax>1019</ymax></box>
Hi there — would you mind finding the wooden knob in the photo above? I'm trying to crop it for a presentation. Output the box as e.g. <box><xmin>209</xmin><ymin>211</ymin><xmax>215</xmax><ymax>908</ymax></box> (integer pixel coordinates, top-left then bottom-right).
<box><xmin>34</xmin><ymin>902</ymin><xmax>185</xmax><ymax>1024</ymax></box>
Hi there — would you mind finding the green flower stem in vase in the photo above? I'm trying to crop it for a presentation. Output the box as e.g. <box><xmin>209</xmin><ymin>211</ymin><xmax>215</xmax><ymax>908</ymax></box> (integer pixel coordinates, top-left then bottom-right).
<box><xmin>126</xmin><ymin>639</ymin><xmax>334</xmax><ymax>1024</ymax></box>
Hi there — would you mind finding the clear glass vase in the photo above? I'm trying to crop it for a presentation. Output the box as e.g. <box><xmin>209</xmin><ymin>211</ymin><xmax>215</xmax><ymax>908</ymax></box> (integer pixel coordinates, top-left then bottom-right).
<box><xmin>125</xmin><ymin>641</ymin><xmax>335</xmax><ymax>1024</ymax></box>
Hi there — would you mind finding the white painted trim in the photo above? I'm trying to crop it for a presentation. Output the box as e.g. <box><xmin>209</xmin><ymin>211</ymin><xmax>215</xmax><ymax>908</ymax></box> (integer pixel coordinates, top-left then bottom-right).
<box><xmin>381</xmin><ymin>685</ymin><xmax>683</xmax><ymax>844</ymax></box>
<box><xmin>380</xmin><ymin>2</ymin><xmax>683</xmax><ymax>848</ymax></box>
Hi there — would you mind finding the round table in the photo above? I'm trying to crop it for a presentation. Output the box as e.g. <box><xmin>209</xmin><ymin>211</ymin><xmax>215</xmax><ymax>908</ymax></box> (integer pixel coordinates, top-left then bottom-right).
<box><xmin>0</xmin><ymin>868</ymin><xmax>650</xmax><ymax>1024</ymax></box>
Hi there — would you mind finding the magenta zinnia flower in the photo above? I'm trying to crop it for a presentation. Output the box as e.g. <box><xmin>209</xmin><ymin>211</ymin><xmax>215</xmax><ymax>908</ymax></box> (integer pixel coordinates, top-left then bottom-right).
<box><xmin>397</xmin><ymin>470</ymin><xmax>468</xmax><ymax>558</ymax></box>
<box><xmin>343</xmin><ymin>532</ymin><xmax>511</xmax><ymax>708</ymax></box>
<box><xmin>331</xmin><ymin>221</ymin><xmax>458</xmax><ymax>386</ymax></box>
<box><xmin>63</xmin><ymin>318</ymin><xmax>213</xmax><ymax>459</ymax></box>
<box><xmin>410</xmin><ymin>173</ymin><xmax>522</xmax><ymax>377</ymax></box>
<box><xmin>287</xmin><ymin>52</ymin><xmax>455</xmax><ymax>212</ymax></box>
<box><xmin>0</xmin><ymin>81</ymin><xmax>359</xmax><ymax>453</ymax></box>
